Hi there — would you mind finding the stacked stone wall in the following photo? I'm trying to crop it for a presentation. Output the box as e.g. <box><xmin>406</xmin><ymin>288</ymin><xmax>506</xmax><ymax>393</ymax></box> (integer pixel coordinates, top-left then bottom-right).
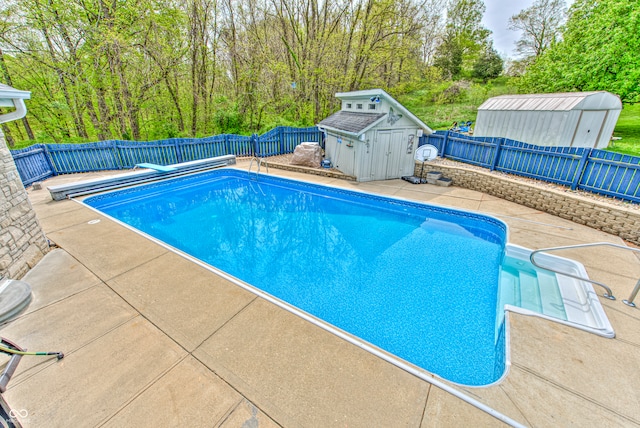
<box><xmin>415</xmin><ymin>162</ymin><xmax>640</xmax><ymax>245</ymax></box>
<box><xmin>0</xmin><ymin>136</ymin><xmax>48</xmax><ymax>278</ymax></box>
<box><xmin>261</xmin><ymin>159</ymin><xmax>357</xmax><ymax>181</ymax></box>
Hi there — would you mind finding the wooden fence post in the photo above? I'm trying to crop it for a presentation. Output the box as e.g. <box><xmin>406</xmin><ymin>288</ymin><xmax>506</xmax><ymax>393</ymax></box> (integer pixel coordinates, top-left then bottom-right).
<box><xmin>571</xmin><ymin>148</ymin><xmax>592</xmax><ymax>190</ymax></box>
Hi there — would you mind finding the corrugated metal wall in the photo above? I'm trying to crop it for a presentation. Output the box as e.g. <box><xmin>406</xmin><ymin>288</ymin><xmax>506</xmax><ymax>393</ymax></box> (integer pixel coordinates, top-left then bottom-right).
<box><xmin>474</xmin><ymin>92</ymin><xmax>622</xmax><ymax>149</ymax></box>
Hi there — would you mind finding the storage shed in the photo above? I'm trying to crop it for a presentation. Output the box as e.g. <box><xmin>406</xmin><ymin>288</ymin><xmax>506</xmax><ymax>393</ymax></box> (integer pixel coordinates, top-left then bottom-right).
<box><xmin>317</xmin><ymin>89</ymin><xmax>433</xmax><ymax>181</ymax></box>
<box><xmin>473</xmin><ymin>91</ymin><xmax>622</xmax><ymax>149</ymax></box>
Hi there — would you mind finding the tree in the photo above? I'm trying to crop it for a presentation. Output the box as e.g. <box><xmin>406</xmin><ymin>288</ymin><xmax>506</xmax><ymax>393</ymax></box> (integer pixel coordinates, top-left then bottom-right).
<box><xmin>419</xmin><ymin>0</ymin><xmax>447</xmax><ymax>65</ymax></box>
<box><xmin>472</xmin><ymin>44</ymin><xmax>503</xmax><ymax>82</ymax></box>
<box><xmin>508</xmin><ymin>0</ymin><xmax>566</xmax><ymax>59</ymax></box>
<box><xmin>0</xmin><ymin>0</ymin><xmax>451</xmax><ymax>144</ymax></box>
<box><xmin>519</xmin><ymin>0</ymin><xmax>640</xmax><ymax>102</ymax></box>
<box><xmin>433</xmin><ymin>0</ymin><xmax>491</xmax><ymax>79</ymax></box>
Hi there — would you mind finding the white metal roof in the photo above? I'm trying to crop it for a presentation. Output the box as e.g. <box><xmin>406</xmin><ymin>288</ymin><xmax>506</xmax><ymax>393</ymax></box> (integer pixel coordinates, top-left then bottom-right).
<box><xmin>478</xmin><ymin>91</ymin><xmax>622</xmax><ymax>112</ymax></box>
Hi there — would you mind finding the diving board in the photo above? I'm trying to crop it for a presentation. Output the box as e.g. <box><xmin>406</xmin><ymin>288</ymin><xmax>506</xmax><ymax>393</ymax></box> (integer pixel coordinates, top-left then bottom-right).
<box><xmin>135</xmin><ymin>163</ymin><xmax>177</xmax><ymax>172</ymax></box>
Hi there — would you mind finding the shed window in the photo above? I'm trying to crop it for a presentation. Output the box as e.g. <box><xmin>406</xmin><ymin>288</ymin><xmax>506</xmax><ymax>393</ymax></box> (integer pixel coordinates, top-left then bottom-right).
<box><xmin>368</xmin><ymin>103</ymin><xmax>376</xmax><ymax>110</ymax></box>
<box><xmin>356</xmin><ymin>103</ymin><xmax>363</xmax><ymax>110</ymax></box>
<box><xmin>346</xmin><ymin>103</ymin><xmax>352</xmax><ymax>109</ymax></box>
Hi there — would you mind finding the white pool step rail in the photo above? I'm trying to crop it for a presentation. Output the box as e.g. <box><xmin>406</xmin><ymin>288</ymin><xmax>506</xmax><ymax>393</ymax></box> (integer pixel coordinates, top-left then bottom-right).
<box><xmin>530</xmin><ymin>242</ymin><xmax>640</xmax><ymax>306</ymax></box>
<box><xmin>501</xmin><ymin>244</ymin><xmax>615</xmax><ymax>338</ymax></box>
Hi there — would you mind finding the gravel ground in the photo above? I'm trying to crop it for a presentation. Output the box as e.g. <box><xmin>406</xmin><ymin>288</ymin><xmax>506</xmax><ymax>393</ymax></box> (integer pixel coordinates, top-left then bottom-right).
<box><xmin>425</xmin><ymin>157</ymin><xmax>639</xmax><ymax>211</ymax></box>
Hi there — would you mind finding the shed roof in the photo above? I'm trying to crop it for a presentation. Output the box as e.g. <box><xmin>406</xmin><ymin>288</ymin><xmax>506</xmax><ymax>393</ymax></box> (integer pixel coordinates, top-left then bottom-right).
<box><xmin>335</xmin><ymin>89</ymin><xmax>432</xmax><ymax>133</ymax></box>
<box><xmin>318</xmin><ymin>88</ymin><xmax>433</xmax><ymax>136</ymax></box>
<box><xmin>317</xmin><ymin>111</ymin><xmax>386</xmax><ymax>135</ymax></box>
<box><xmin>478</xmin><ymin>91</ymin><xmax>622</xmax><ymax>112</ymax></box>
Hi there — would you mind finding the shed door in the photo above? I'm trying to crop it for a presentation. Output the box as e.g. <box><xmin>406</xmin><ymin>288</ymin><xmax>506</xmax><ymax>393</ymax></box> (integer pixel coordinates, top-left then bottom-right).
<box><xmin>572</xmin><ymin>110</ymin><xmax>607</xmax><ymax>148</ymax></box>
<box><xmin>372</xmin><ymin>130</ymin><xmax>404</xmax><ymax>180</ymax></box>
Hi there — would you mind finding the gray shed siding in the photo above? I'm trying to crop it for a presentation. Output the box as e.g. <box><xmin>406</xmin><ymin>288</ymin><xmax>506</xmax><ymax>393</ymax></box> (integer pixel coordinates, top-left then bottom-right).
<box><xmin>318</xmin><ymin>89</ymin><xmax>432</xmax><ymax>181</ymax></box>
<box><xmin>474</xmin><ymin>92</ymin><xmax>622</xmax><ymax>149</ymax></box>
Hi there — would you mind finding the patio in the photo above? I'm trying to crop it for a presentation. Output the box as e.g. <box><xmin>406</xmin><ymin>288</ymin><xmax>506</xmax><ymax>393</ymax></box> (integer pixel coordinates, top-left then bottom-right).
<box><xmin>1</xmin><ymin>159</ymin><xmax>640</xmax><ymax>427</ymax></box>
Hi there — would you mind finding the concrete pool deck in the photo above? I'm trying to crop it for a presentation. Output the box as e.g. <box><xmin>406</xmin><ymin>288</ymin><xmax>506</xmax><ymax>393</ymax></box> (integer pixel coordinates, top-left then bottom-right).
<box><xmin>2</xmin><ymin>160</ymin><xmax>640</xmax><ymax>426</ymax></box>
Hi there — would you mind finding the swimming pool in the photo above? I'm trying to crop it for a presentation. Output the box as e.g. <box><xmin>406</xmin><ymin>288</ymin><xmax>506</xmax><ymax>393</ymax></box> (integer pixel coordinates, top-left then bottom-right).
<box><xmin>84</xmin><ymin>169</ymin><xmax>508</xmax><ymax>386</ymax></box>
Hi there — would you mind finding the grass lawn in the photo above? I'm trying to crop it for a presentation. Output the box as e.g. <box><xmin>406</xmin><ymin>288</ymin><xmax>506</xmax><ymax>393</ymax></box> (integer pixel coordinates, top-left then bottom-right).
<box><xmin>608</xmin><ymin>103</ymin><xmax>640</xmax><ymax>156</ymax></box>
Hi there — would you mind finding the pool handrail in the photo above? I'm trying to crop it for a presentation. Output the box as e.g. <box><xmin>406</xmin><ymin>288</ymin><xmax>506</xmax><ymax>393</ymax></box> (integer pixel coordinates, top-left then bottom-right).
<box><xmin>248</xmin><ymin>156</ymin><xmax>268</xmax><ymax>179</ymax></box>
<box><xmin>530</xmin><ymin>242</ymin><xmax>640</xmax><ymax>303</ymax></box>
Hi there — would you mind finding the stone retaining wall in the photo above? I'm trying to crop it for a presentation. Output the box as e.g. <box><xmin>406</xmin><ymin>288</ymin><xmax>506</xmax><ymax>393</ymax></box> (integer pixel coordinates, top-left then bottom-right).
<box><xmin>260</xmin><ymin>159</ymin><xmax>357</xmax><ymax>181</ymax></box>
<box><xmin>415</xmin><ymin>162</ymin><xmax>640</xmax><ymax>245</ymax></box>
<box><xmin>0</xmin><ymin>134</ymin><xmax>48</xmax><ymax>279</ymax></box>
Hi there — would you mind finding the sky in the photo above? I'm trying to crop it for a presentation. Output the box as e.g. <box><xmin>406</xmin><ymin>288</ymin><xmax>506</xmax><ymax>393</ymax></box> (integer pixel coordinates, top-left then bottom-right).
<box><xmin>482</xmin><ymin>0</ymin><xmax>574</xmax><ymax>58</ymax></box>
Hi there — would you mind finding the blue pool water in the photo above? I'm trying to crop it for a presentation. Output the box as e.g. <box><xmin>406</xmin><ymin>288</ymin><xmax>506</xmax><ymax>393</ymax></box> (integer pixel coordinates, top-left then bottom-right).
<box><xmin>85</xmin><ymin>169</ymin><xmax>508</xmax><ymax>385</ymax></box>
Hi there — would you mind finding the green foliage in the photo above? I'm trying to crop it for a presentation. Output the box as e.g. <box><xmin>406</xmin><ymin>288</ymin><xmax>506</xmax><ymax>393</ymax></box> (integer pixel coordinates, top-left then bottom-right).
<box><xmin>396</xmin><ymin>77</ymin><xmax>516</xmax><ymax>129</ymax></box>
<box><xmin>1</xmin><ymin>0</ymin><xmax>439</xmax><ymax>146</ymax></box>
<box><xmin>519</xmin><ymin>0</ymin><xmax>640</xmax><ymax>102</ymax></box>
<box><xmin>472</xmin><ymin>46</ymin><xmax>504</xmax><ymax>82</ymax></box>
<box><xmin>433</xmin><ymin>31</ymin><xmax>464</xmax><ymax>79</ymax></box>
<box><xmin>433</xmin><ymin>0</ymin><xmax>491</xmax><ymax>79</ymax></box>
<box><xmin>213</xmin><ymin>105</ymin><xmax>244</xmax><ymax>135</ymax></box>
<box><xmin>0</xmin><ymin>0</ymin><xmax>636</xmax><ymax>153</ymax></box>
<box><xmin>144</xmin><ymin>121</ymin><xmax>183</xmax><ymax>140</ymax></box>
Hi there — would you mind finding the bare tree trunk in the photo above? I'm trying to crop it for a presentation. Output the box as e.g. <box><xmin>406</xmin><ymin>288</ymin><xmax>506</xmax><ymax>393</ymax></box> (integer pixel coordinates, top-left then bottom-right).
<box><xmin>190</xmin><ymin>1</ymin><xmax>200</xmax><ymax>136</ymax></box>
<box><xmin>98</xmin><ymin>0</ymin><xmax>129</xmax><ymax>139</ymax></box>
<box><xmin>165</xmin><ymin>75</ymin><xmax>185</xmax><ymax>133</ymax></box>
<box><xmin>11</xmin><ymin>121</ymin><xmax>25</xmax><ymax>142</ymax></box>
<box><xmin>92</xmin><ymin>57</ymin><xmax>114</xmax><ymax>139</ymax></box>
<box><xmin>33</xmin><ymin>0</ymin><xmax>87</xmax><ymax>139</ymax></box>
<box><xmin>113</xmin><ymin>44</ymin><xmax>140</xmax><ymax>140</ymax></box>
<box><xmin>224</xmin><ymin>0</ymin><xmax>240</xmax><ymax>98</ymax></box>
<box><xmin>51</xmin><ymin>5</ymin><xmax>107</xmax><ymax>140</ymax></box>
<box><xmin>1</xmin><ymin>124</ymin><xmax>15</xmax><ymax>147</ymax></box>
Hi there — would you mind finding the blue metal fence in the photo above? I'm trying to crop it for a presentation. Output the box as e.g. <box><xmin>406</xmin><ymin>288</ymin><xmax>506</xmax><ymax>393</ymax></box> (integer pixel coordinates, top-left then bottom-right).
<box><xmin>11</xmin><ymin>126</ymin><xmax>322</xmax><ymax>185</ymax></box>
<box><xmin>13</xmin><ymin>126</ymin><xmax>639</xmax><ymax>203</ymax></box>
<box><xmin>11</xmin><ymin>144</ymin><xmax>55</xmax><ymax>186</ymax></box>
<box><xmin>422</xmin><ymin>131</ymin><xmax>640</xmax><ymax>203</ymax></box>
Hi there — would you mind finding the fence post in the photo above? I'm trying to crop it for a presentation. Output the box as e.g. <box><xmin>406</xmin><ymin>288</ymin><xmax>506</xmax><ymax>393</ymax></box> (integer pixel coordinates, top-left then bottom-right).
<box><xmin>252</xmin><ymin>133</ymin><xmax>259</xmax><ymax>157</ymax></box>
<box><xmin>280</xmin><ymin>127</ymin><xmax>285</xmax><ymax>155</ymax></box>
<box><xmin>174</xmin><ymin>139</ymin><xmax>183</xmax><ymax>164</ymax></box>
<box><xmin>440</xmin><ymin>131</ymin><xmax>449</xmax><ymax>158</ymax></box>
<box><xmin>490</xmin><ymin>138</ymin><xmax>504</xmax><ymax>171</ymax></box>
<box><xmin>41</xmin><ymin>144</ymin><xmax>57</xmax><ymax>177</ymax></box>
<box><xmin>571</xmin><ymin>148</ymin><xmax>592</xmax><ymax>190</ymax></box>
<box><xmin>319</xmin><ymin>127</ymin><xmax>325</xmax><ymax>149</ymax></box>
<box><xmin>109</xmin><ymin>140</ymin><xmax>121</xmax><ymax>169</ymax></box>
